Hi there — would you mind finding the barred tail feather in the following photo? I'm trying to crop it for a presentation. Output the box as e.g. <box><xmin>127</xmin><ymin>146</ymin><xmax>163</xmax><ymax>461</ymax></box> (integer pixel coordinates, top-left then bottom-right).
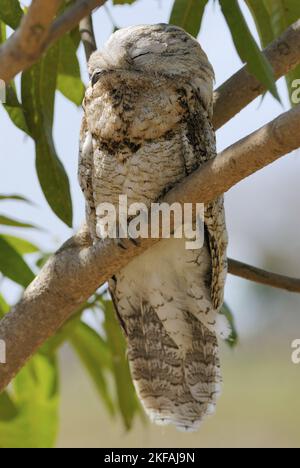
<box><xmin>124</xmin><ymin>301</ymin><xmax>222</xmax><ymax>431</ymax></box>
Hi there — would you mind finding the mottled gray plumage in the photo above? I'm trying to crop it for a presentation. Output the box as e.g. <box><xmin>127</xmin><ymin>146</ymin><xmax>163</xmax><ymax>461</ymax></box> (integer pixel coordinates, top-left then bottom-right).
<box><xmin>79</xmin><ymin>24</ymin><xmax>228</xmax><ymax>431</ymax></box>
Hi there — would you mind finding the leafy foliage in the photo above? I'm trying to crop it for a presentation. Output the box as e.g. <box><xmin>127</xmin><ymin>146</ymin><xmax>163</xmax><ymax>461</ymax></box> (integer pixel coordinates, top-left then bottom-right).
<box><xmin>0</xmin><ymin>0</ymin><xmax>297</xmax><ymax>449</ymax></box>
<box><xmin>170</xmin><ymin>0</ymin><xmax>208</xmax><ymax>38</ymax></box>
<box><xmin>21</xmin><ymin>45</ymin><xmax>73</xmax><ymax>227</ymax></box>
<box><xmin>0</xmin><ymin>236</ymin><xmax>35</xmax><ymax>287</ymax></box>
<box><xmin>0</xmin><ymin>0</ymin><xmax>23</xmax><ymax>30</ymax></box>
<box><xmin>0</xmin><ymin>355</ymin><xmax>59</xmax><ymax>448</ymax></box>
<box><xmin>102</xmin><ymin>298</ymin><xmax>141</xmax><ymax>429</ymax></box>
<box><xmin>113</xmin><ymin>0</ymin><xmax>138</xmax><ymax>4</ymax></box>
<box><xmin>221</xmin><ymin>303</ymin><xmax>239</xmax><ymax>348</ymax></box>
<box><xmin>219</xmin><ymin>0</ymin><xmax>279</xmax><ymax>100</ymax></box>
<box><xmin>246</xmin><ymin>0</ymin><xmax>300</xmax><ymax>103</ymax></box>
<box><xmin>57</xmin><ymin>34</ymin><xmax>85</xmax><ymax>106</ymax></box>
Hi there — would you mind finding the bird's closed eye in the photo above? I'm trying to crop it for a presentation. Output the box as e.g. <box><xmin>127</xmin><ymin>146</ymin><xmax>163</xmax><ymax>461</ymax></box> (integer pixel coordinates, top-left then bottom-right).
<box><xmin>91</xmin><ymin>71</ymin><xmax>105</xmax><ymax>86</ymax></box>
<box><xmin>131</xmin><ymin>52</ymin><xmax>151</xmax><ymax>60</ymax></box>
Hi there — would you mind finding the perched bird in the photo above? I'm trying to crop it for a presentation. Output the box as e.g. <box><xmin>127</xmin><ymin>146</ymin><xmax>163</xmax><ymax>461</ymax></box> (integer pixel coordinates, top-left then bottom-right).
<box><xmin>79</xmin><ymin>24</ymin><xmax>229</xmax><ymax>431</ymax></box>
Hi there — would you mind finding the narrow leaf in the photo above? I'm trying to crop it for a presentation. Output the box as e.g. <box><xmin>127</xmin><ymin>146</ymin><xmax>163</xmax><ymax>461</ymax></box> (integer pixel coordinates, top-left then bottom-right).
<box><xmin>70</xmin><ymin>322</ymin><xmax>115</xmax><ymax>415</ymax></box>
<box><xmin>0</xmin><ymin>215</ymin><xmax>37</xmax><ymax>229</ymax></box>
<box><xmin>0</xmin><ymin>235</ymin><xmax>35</xmax><ymax>287</ymax></box>
<box><xmin>221</xmin><ymin>303</ymin><xmax>239</xmax><ymax>348</ymax></box>
<box><xmin>0</xmin><ymin>293</ymin><xmax>9</xmax><ymax>318</ymax></box>
<box><xmin>103</xmin><ymin>298</ymin><xmax>139</xmax><ymax>430</ymax></box>
<box><xmin>245</xmin><ymin>0</ymin><xmax>274</xmax><ymax>47</ymax></box>
<box><xmin>170</xmin><ymin>0</ymin><xmax>208</xmax><ymax>37</ymax></box>
<box><xmin>0</xmin><ymin>392</ymin><xmax>18</xmax><ymax>422</ymax></box>
<box><xmin>219</xmin><ymin>0</ymin><xmax>279</xmax><ymax>100</ymax></box>
<box><xmin>2</xmin><ymin>84</ymin><xmax>30</xmax><ymax>135</ymax></box>
<box><xmin>0</xmin><ymin>355</ymin><xmax>59</xmax><ymax>448</ymax></box>
<box><xmin>57</xmin><ymin>34</ymin><xmax>85</xmax><ymax>106</ymax></box>
<box><xmin>0</xmin><ymin>194</ymin><xmax>32</xmax><ymax>204</ymax></box>
<box><xmin>21</xmin><ymin>44</ymin><xmax>73</xmax><ymax>227</ymax></box>
<box><xmin>0</xmin><ymin>0</ymin><xmax>23</xmax><ymax>30</ymax></box>
<box><xmin>263</xmin><ymin>0</ymin><xmax>300</xmax><ymax>105</ymax></box>
<box><xmin>0</xmin><ymin>21</ymin><xmax>6</xmax><ymax>44</ymax></box>
<box><xmin>113</xmin><ymin>0</ymin><xmax>137</xmax><ymax>4</ymax></box>
<box><xmin>2</xmin><ymin>235</ymin><xmax>39</xmax><ymax>254</ymax></box>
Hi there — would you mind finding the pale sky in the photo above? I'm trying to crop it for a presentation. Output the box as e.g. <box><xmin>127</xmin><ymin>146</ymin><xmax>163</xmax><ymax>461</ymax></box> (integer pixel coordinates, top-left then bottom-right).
<box><xmin>0</xmin><ymin>0</ymin><xmax>299</xmax><ymax>337</ymax></box>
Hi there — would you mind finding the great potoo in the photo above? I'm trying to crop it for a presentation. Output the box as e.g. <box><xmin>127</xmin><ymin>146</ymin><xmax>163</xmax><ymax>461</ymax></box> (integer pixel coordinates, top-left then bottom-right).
<box><xmin>79</xmin><ymin>24</ymin><xmax>229</xmax><ymax>431</ymax></box>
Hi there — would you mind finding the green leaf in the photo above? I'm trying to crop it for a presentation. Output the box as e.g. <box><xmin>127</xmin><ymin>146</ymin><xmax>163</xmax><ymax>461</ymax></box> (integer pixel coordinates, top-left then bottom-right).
<box><xmin>70</xmin><ymin>322</ymin><xmax>115</xmax><ymax>416</ymax></box>
<box><xmin>113</xmin><ymin>0</ymin><xmax>137</xmax><ymax>4</ymax></box>
<box><xmin>21</xmin><ymin>44</ymin><xmax>73</xmax><ymax>227</ymax></box>
<box><xmin>221</xmin><ymin>303</ymin><xmax>238</xmax><ymax>348</ymax></box>
<box><xmin>262</xmin><ymin>0</ymin><xmax>300</xmax><ymax>104</ymax></box>
<box><xmin>57</xmin><ymin>34</ymin><xmax>85</xmax><ymax>106</ymax></box>
<box><xmin>2</xmin><ymin>84</ymin><xmax>30</xmax><ymax>135</ymax></box>
<box><xmin>102</xmin><ymin>298</ymin><xmax>139</xmax><ymax>430</ymax></box>
<box><xmin>0</xmin><ymin>21</ymin><xmax>6</xmax><ymax>44</ymax></box>
<box><xmin>0</xmin><ymin>0</ymin><xmax>23</xmax><ymax>30</ymax></box>
<box><xmin>0</xmin><ymin>392</ymin><xmax>18</xmax><ymax>422</ymax></box>
<box><xmin>0</xmin><ymin>235</ymin><xmax>35</xmax><ymax>287</ymax></box>
<box><xmin>219</xmin><ymin>0</ymin><xmax>279</xmax><ymax>100</ymax></box>
<box><xmin>35</xmin><ymin>252</ymin><xmax>51</xmax><ymax>269</ymax></box>
<box><xmin>1</xmin><ymin>235</ymin><xmax>39</xmax><ymax>254</ymax></box>
<box><xmin>41</xmin><ymin>311</ymin><xmax>82</xmax><ymax>355</ymax></box>
<box><xmin>169</xmin><ymin>0</ymin><xmax>208</xmax><ymax>37</ymax></box>
<box><xmin>0</xmin><ymin>194</ymin><xmax>32</xmax><ymax>204</ymax></box>
<box><xmin>0</xmin><ymin>293</ymin><xmax>9</xmax><ymax>318</ymax></box>
<box><xmin>0</xmin><ymin>215</ymin><xmax>37</xmax><ymax>229</ymax></box>
<box><xmin>245</xmin><ymin>0</ymin><xmax>275</xmax><ymax>47</ymax></box>
<box><xmin>0</xmin><ymin>354</ymin><xmax>59</xmax><ymax>448</ymax></box>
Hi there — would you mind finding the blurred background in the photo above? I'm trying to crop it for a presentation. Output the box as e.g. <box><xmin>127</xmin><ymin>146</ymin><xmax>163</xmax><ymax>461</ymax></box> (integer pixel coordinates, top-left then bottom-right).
<box><xmin>0</xmin><ymin>0</ymin><xmax>300</xmax><ymax>448</ymax></box>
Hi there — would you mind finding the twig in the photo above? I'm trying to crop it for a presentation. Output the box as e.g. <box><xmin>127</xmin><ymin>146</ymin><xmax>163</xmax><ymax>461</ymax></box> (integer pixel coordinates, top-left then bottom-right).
<box><xmin>79</xmin><ymin>15</ymin><xmax>97</xmax><ymax>62</ymax></box>
<box><xmin>228</xmin><ymin>259</ymin><xmax>300</xmax><ymax>293</ymax></box>
<box><xmin>0</xmin><ymin>104</ymin><xmax>300</xmax><ymax>391</ymax></box>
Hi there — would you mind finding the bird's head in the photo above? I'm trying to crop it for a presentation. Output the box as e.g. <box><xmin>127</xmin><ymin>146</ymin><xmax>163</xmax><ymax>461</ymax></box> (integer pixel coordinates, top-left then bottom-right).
<box><xmin>84</xmin><ymin>24</ymin><xmax>214</xmax><ymax>141</ymax></box>
<box><xmin>89</xmin><ymin>24</ymin><xmax>213</xmax><ymax>80</ymax></box>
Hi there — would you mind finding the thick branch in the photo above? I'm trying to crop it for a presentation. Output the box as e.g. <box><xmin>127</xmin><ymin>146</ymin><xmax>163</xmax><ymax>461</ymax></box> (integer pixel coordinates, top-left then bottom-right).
<box><xmin>0</xmin><ymin>104</ymin><xmax>299</xmax><ymax>391</ymax></box>
<box><xmin>228</xmin><ymin>259</ymin><xmax>300</xmax><ymax>294</ymax></box>
<box><xmin>0</xmin><ymin>0</ymin><xmax>62</xmax><ymax>82</ymax></box>
<box><xmin>0</xmin><ymin>0</ymin><xmax>107</xmax><ymax>82</ymax></box>
<box><xmin>213</xmin><ymin>19</ymin><xmax>300</xmax><ymax>130</ymax></box>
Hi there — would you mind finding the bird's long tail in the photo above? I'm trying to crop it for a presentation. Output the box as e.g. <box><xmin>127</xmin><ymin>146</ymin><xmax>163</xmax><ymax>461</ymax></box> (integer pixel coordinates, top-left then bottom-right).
<box><xmin>122</xmin><ymin>300</ymin><xmax>222</xmax><ymax>431</ymax></box>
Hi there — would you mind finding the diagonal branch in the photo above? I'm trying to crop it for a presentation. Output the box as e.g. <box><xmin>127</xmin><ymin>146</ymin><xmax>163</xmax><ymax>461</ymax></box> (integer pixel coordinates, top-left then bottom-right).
<box><xmin>0</xmin><ymin>0</ymin><xmax>63</xmax><ymax>82</ymax></box>
<box><xmin>0</xmin><ymin>104</ymin><xmax>299</xmax><ymax>391</ymax></box>
<box><xmin>213</xmin><ymin>19</ymin><xmax>300</xmax><ymax>130</ymax></box>
<box><xmin>228</xmin><ymin>259</ymin><xmax>300</xmax><ymax>294</ymax></box>
<box><xmin>0</xmin><ymin>0</ymin><xmax>107</xmax><ymax>82</ymax></box>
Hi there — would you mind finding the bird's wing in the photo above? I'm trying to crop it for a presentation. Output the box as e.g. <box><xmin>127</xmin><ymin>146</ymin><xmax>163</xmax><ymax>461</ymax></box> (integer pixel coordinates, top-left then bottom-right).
<box><xmin>184</xmin><ymin>93</ymin><xmax>228</xmax><ymax>310</ymax></box>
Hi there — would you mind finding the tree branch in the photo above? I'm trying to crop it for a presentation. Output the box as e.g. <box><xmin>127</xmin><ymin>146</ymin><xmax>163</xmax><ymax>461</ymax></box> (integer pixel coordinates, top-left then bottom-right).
<box><xmin>0</xmin><ymin>0</ymin><xmax>63</xmax><ymax>82</ymax></box>
<box><xmin>228</xmin><ymin>259</ymin><xmax>300</xmax><ymax>294</ymax></box>
<box><xmin>79</xmin><ymin>15</ymin><xmax>97</xmax><ymax>62</ymax></box>
<box><xmin>0</xmin><ymin>0</ymin><xmax>107</xmax><ymax>82</ymax></box>
<box><xmin>49</xmin><ymin>0</ymin><xmax>106</xmax><ymax>48</ymax></box>
<box><xmin>213</xmin><ymin>19</ymin><xmax>300</xmax><ymax>130</ymax></box>
<box><xmin>0</xmin><ymin>104</ymin><xmax>299</xmax><ymax>391</ymax></box>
